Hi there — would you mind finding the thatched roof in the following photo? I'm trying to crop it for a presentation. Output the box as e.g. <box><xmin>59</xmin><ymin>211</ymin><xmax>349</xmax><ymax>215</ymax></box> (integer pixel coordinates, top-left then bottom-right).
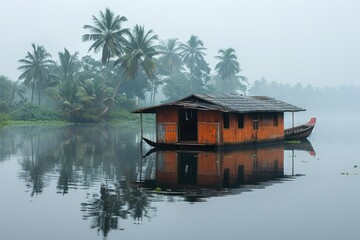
<box><xmin>132</xmin><ymin>93</ymin><xmax>305</xmax><ymax>114</ymax></box>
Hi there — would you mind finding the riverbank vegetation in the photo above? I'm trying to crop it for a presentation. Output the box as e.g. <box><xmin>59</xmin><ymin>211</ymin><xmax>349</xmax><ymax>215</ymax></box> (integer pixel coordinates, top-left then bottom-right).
<box><xmin>0</xmin><ymin>8</ymin><xmax>247</xmax><ymax>125</ymax></box>
<box><xmin>1</xmin><ymin>8</ymin><xmax>359</xmax><ymax>126</ymax></box>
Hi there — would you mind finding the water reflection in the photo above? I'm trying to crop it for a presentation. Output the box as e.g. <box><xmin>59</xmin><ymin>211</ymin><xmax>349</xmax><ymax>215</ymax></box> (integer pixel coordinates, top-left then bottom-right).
<box><xmin>0</xmin><ymin>125</ymin><xmax>315</xmax><ymax>238</ymax></box>
<box><xmin>141</xmin><ymin>142</ymin><xmax>313</xmax><ymax>201</ymax></box>
<box><xmin>81</xmin><ymin>181</ymin><xmax>155</xmax><ymax>237</ymax></box>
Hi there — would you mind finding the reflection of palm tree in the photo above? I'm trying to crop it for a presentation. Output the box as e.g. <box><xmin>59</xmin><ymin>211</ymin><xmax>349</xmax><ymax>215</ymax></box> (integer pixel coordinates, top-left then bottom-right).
<box><xmin>128</xmin><ymin>188</ymin><xmax>152</xmax><ymax>222</ymax></box>
<box><xmin>81</xmin><ymin>181</ymin><xmax>155</xmax><ymax>235</ymax></box>
<box><xmin>19</xmin><ymin>134</ymin><xmax>52</xmax><ymax>196</ymax></box>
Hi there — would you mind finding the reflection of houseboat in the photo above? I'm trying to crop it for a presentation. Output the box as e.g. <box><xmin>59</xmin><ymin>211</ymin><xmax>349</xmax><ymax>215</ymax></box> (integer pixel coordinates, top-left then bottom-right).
<box><xmin>141</xmin><ymin>141</ymin><xmax>316</xmax><ymax>199</ymax></box>
<box><xmin>132</xmin><ymin>94</ymin><xmax>310</xmax><ymax>149</ymax></box>
<box><xmin>144</xmin><ymin>145</ymin><xmax>285</xmax><ymax>193</ymax></box>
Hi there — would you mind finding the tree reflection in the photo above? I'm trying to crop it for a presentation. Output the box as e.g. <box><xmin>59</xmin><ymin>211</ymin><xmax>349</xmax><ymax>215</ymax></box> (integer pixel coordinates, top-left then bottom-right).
<box><xmin>18</xmin><ymin>129</ymin><xmax>58</xmax><ymax>196</ymax></box>
<box><xmin>6</xmin><ymin>124</ymin><xmax>153</xmax><ymax>199</ymax></box>
<box><xmin>81</xmin><ymin>181</ymin><xmax>156</xmax><ymax>238</ymax></box>
<box><xmin>2</xmin><ymin>124</ymin><xmax>157</xmax><ymax>235</ymax></box>
<box><xmin>1</xmin><ymin>124</ymin><xmax>313</xmax><ymax>236</ymax></box>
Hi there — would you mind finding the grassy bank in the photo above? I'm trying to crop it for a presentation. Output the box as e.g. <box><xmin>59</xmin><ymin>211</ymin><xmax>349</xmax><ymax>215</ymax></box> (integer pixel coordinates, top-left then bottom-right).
<box><xmin>0</xmin><ymin>113</ymin><xmax>9</xmax><ymax>128</ymax></box>
<box><xmin>0</xmin><ymin>109</ymin><xmax>156</xmax><ymax>129</ymax></box>
<box><xmin>5</xmin><ymin>120</ymin><xmax>72</xmax><ymax>127</ymax></box>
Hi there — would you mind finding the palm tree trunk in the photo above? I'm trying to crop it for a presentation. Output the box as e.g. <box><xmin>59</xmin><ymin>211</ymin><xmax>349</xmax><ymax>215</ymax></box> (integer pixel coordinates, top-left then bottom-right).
<box><xmin>152</xmin><ymin>81</ymin><xmax>158</xmax><ymax>105</ymax></box>
<box><xmin>98</xmin><ymin>77</ymin><xmax>122</xmax><ymax>117</ymax></box>
<box><xmin>38</xmin><ymin>82</ymin><xmax>41</xmax><ymax>105</ymax></box>
<box><xmin>31</xmin><ymin>80</ymin><xmax>35</xmax><ymax>103</ymax></box>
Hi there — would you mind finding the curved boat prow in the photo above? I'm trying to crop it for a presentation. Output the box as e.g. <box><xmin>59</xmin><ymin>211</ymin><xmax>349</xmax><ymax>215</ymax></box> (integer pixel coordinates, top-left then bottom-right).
<box><xmin>307</xmin><ymin>117</ymin><xmax>317</xmax><ymax>126</ymax></box>
<box><xmin>284</xmin><ymin>117</ymin><xmax>317</xmax><ymax>140</ymax></box>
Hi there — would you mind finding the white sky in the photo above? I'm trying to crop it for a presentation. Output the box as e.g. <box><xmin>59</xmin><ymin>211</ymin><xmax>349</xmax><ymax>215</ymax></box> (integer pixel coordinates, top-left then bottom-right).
<box><xmin>1</xmin><ymin>0</ymin><xmax>359</xmax><ymax>87</ymax></box>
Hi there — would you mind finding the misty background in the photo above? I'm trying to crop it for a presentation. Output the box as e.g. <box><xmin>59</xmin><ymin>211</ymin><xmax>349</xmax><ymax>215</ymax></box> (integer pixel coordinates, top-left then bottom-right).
<box><xmin>1</xmin><ymin>0</ymin><xmax>359</xmax><ymax>87</ymax></box>
<box><xmin>1</xmin><ymin>0</ymin><xmax>359</xmax><ymax>123</ymax></box>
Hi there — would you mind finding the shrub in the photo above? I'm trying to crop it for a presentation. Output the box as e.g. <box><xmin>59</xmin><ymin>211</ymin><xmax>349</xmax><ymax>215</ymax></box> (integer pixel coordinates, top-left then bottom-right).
<box><xmin>68</xmin><ymin>111</ymin><xmax>100</xmax><ymax>123</ymax></box>
<box><xmin>10</xmin><ymin>103</ymin><xmax>61</xmax><ymax>121</ymax></box>
<box><xmin>0</xmin><ymin>113</ymin><xmax>8</xmax><ymax>126</ymax></box>
<box><xmin>0</xmin><ymin>101</ymin><xmax>9</xmax><ymax>113</ymax></box>
<box><xmin>110</xmin><ymin>110</ymin><xmax>137</xmax><ymax>122</ymax></box>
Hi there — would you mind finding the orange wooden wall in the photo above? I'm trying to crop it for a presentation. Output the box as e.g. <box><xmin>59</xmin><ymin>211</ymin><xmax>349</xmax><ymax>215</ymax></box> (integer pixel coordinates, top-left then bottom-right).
<box><xmin>154</xmin><ymin>107</ymin><xmax>285</xmax><ymax>145</ymax></box>
<box><xmin>221</xmin><ymin>113</ymin><xmax>284</xmax><ymax>144</ymax></box>
<box><xmin>156</xmin><ymin>107</ymin><xmax>178</xmax><ymax>143</ymax></box>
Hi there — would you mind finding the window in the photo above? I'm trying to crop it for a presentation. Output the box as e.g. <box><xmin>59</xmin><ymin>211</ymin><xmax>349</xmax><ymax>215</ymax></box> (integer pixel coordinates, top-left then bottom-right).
<box><xmin>223</xmin><ymin>113</ymin><xmax>229</xmax><ymax>129</ymax></box>
<box><xmin>274</xmin><ymin>114</ymin><xmax>278</xmax><ymax>126</ymax></box>
<box><xmin>261</xmin><ymin>112</ymin><xmax>278</xmax><ymax>126</ymax></box>
<box><xmin>238</xmin><ymin>113</ymin><xmax>244</xmax><ymax>128</ymax></box>
<box><xmin>253</xmin><ymin>120</ymin><xmax>258</xmax><ymax>130</ymax></box>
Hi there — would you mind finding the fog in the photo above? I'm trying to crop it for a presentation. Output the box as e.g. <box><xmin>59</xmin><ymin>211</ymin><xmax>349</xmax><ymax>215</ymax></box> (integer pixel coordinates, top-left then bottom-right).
<box><xmin>1</xmin><ymin>0</ymin><xmax>360</xmax><ymax>87</ymax></box>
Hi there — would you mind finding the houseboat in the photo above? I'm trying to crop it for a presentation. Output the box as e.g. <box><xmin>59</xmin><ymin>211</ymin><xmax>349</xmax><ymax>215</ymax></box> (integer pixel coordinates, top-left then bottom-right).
<box><xmin>132</xmin><ymin>93</ymin><xmax>311</xmax><ymax>149</ymax></box>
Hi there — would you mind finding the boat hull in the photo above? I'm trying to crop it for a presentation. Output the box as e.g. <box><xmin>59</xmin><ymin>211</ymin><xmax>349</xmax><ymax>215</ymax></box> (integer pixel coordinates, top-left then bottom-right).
<box><xmin>284</xmin><ymin>117</ymin><xmax>316</xmax><ymax>141</ymax></box>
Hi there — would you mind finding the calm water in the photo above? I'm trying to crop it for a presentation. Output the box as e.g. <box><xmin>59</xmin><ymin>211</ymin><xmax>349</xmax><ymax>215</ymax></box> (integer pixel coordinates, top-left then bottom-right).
<box><xmin>1</xmin><ymin>116</ymin><xmax>360</xmax><ymax>240</ymax></box>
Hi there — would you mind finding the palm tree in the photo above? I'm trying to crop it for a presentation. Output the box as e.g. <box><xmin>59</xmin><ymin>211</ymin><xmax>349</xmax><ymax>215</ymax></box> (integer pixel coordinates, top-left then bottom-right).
<box><xmin>215</xmin><ymin>48</ymin><xmax>245</xmax><ymax>93</ymax></box>
<box><xmin>10</xmin><ymin>80</ymin><xmax>25</xmax><ymax>105</ymax></box>
<box><xmin>46</xmin><ymin>49</ymin><xmax>83</xmax><ymax>121</ymax></box>
<box><xmin>77</xmin><ymin>78</ymin><xmax>113</xmax><ymax>114</ymax></box>
<box><xmin>157</xmin><ymin>38</ymin><xmax>183</xmax><ymax>81</ymax></box>
<box><xmin>46</xmin><ymin>76</ymin><xmax>80</xmax><ymax>120</ymax></box>
<box><xmin>18</xmin><ymin>44</ymin><xmax>53</xmax><ymax>105</ymax></box>
<box><xmin>116</xmin><ymin>24</ymin><xmax>159</xmax><ymax>104</ymax></box>
<box><xmin>83</xmin><ymin>8</ymin><xmax>130</xmax><ymax>115</ymax></box>
<box><xmin>0</xmin><ymin>75</ymin><xmax>13</xmax><ymax>102</ymax></box>
<box><xmin>82</xmin><ymin>8</ymin><xmax>130</xmax><ymax>65</ymax></box>
<box><xmin>179</xmin><ymin>35</ymin><xmax>210</xmax><ymax>91</ymax></box>
<box><xmin>55</xmin><ymin>48</ymin><xmax>80</xmax><ymax>82</ymax></box>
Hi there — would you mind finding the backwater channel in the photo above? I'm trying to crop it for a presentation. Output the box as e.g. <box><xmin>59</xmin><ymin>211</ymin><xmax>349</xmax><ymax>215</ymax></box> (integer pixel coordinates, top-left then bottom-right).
<box><xmin>0</xmin><ymin>115</ymin><xmax>359</xmax><ymax>240</ymax></box>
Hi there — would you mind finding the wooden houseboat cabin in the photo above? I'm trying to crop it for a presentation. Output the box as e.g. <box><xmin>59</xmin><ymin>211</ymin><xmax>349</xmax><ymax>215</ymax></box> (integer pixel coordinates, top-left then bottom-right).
<box><xmin>132</xmin><ymin>94</ymin><xmax>305</xmax><ymax>148</ymax></box>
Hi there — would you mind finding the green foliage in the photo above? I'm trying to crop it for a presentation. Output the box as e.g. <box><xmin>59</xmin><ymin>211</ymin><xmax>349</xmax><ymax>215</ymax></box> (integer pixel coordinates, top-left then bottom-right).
<box><xmin>110</xmin><ymin>110</ymin><xmax>137</xmax><ymax>122</ymax></box>
<box><xmin>0</xmin><ymin>75</ymin><xmax>12</xmax><ymax>102</ymax></box>
<box><xmin>5</xmin><ymin>120</ymin><xmax>71</xmax><ymax>127</ymax></box>
<box><xmin>10</xmin><ymin>102</ymin><xmax>61</xmax><ymax>121</ymax></box>
<box><xmin>10</xmin><ymin>9</ymin><xmax>254</xmax><ymax>123</ymax></box>
<box><xmin>0</xmin><ymin>113</ymin><xmax>9</xmax><ymax>127</ymax></box>
<box><xmin>0</xmin><ymin>101</ymin><xmax>9</xmax><ymax>113</ymax></box>
<box><xmin>68</xmin><ymin>111</ymin><xmax>100</xmax><ymax>123</ymax></box>
<box><xmin>116</xmin><ymin>95</ymin><xmax>136</xmax><ymax>110</ymax></box>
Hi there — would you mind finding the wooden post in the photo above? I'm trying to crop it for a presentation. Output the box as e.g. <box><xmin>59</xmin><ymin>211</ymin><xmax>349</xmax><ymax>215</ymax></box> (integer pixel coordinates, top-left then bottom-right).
<box><xmin>140</xmin><ymin>113</ymin><xmax>144</xmax><ymax>141</ymax></box>
<box><xmin>292</xmin><ymin>149</ymin><xmax>295</xmax><ymax>176</ymax></box>
<box><xmin>139</xmin><ymin>112</ymin><xmax>143</xmax><ymax>183</ymax></box>
<box><xmin>292</xmin><ymin>112</ymin><xmax>295</xmax><ymax>139</ymax></box>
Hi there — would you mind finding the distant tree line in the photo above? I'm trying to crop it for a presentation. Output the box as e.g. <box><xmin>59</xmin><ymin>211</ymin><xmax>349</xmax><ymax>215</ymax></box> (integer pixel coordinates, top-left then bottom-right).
<box><xmin>249</xmin><ymin>78</ymin><xmax>360</xmax><ymax>116</ymax></box>
<box><xmin>0</xmin><ymin>8</ymin><xmax>247</xmax><ymax>123</ymax></box>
